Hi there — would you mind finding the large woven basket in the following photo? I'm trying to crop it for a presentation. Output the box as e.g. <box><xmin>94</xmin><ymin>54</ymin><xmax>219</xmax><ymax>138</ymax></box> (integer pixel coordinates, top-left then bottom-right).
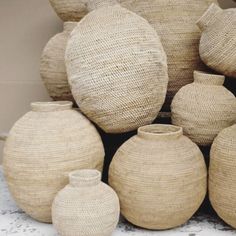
<box><xmin>52</xmin><ymin>169</ymin><xmax>120</xmax><ymax>236</ymax></box>
<box><xmin>171</xmin><ymin>71</ymin><xmax>236</xmax><ymax>146</ymax></box>
<box><xmin>109</xmin><ymin>124</ymin><xmax>207</xmax><ymax>230</ymax></box>
<box><xmin>40</xmin><ymin>22</ymin><xmax>77</xmax><ymax>102</ymax></box>
<box><xmin>66</xmin><ymin>0</ymin><xmax>168</xmax><ymax>134</ymax></box>
<box><xmin>197</xmin><ymin>4</ymin><xmax>236</xmax><ymax>78</ymax></box>
<box><xmin>3</xmin><ymin>101</ymin><xmax>104</xmax><ymax>222</ymax></box>
<box><xmin>209</xmin><ymin>125</ymin><xmax>236</xmax><ymax>228</ymax></box>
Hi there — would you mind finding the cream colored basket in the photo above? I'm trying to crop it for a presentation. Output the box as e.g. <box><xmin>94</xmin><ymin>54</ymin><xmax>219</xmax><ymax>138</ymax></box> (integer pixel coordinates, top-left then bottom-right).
<box><xmin>52</xmin><ymin>169</ymin><xmax>120</xmax><ymax>236</ymax></box>
<box><xmin>109</xmin><ymin>124</ymin><xmax>207</xmax><ymax>230</ymax></box>
<box><xmin>3</xmin><ymin>101</ymin><xmax>104</xmax><ymax>222</ymax></box>
<box><xmin>171</xmin><ymin>71</ymin><xmax>236</xmax><ymax>146</ymax></box>
<box><xmin>66</xmin><ymin>0</ymin><xmax>168</xmax><ymax>133</ymax></box>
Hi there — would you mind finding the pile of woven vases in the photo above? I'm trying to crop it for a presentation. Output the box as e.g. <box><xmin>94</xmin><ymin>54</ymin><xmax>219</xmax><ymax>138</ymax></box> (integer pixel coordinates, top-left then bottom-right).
<box><xmin>2</xmin><ymin>0</ymin><xmax>236</xmax><ymax>235</ymax></box>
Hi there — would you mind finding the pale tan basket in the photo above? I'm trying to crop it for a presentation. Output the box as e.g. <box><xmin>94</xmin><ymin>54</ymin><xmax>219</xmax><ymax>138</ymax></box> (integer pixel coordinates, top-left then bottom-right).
<box><xmin>109</xmin><ymin>124</ymin><xmax>207</xmax><ymax>230</ymax></box>
<box><xmin>171</xmin><ymin>71</ymin><xmax>236</xmax><ymax>146</ymax></box>
<box><xmin>3</xmin><ymin>101</ymin><xmax>105</xmax><ymax>223</ymax></box>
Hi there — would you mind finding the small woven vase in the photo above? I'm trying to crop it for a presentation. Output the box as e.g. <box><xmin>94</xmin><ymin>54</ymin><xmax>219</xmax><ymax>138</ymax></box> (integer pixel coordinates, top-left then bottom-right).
<box><xmin>52</xmin><ymin>169</ymin><xmax>120</xmax><ymax>236</ymax></box>
<box><xmin>171</xmin><ymin>71</ymin><xmax>236</xmax><ymax>146</ymax></box>
<box><xmin>49</xmin><ymin>0</ymin><xmax>87</xmax><ymax>21</ymax></box>
<box><xmin>3</xmin><ymin>101</ymin><xmax>104</xmax><ymax>222</ymax></box>
<box><xmin>197</xmin><ymin>4</ymin><xmax>236</xmax><ymax>78</ymax></box>
<box><xmin>40</xmin><ymin>22</ymin><xmax>77</xmax><ymax>102</ymax></box>
<box><xmin>109</xmin><ymin>124</ymin><xmax>207</xmax><ymax>230</ymax></box>
<box><xmin>120</xmin><ymin>0</ymin><xmax>218</xmax><ymax>110</ymax></box>
<box><xmin>66</xmin><ymin>0</ymin><xmax>168</xmax><ymax>133</ymax></box>
<box><xmin>209</xmin><ymin>124</ymin><xmax>236</xmax><ymax>228</ymax></box>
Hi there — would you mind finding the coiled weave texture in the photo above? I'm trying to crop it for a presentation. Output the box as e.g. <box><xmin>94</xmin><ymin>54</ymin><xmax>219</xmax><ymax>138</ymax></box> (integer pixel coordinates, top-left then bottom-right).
<box><xmin>3</xmin><ymin>101</ymin><xmax>105</xmax><ymax>223</ymax></box>
<box><xmin>109</xmin><ymin>124</ymin><xmax>207</xmax><ymax>230</ymax></box>
<box><xmin>209</xmin><ymin>125</ymin><xmax>236</xmax><ymax>228</ymax></box>
<box><xmin>66</xmin><ymin>0</ymin><xmax>168</xmax><ymax>133</ymax></box>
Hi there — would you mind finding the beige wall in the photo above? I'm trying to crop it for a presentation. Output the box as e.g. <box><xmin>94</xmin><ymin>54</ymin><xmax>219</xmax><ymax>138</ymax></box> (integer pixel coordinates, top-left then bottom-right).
<box><xmin>0</xmin><ymin>0</ymin><xmax>235</xmax><ymax>162</ymax></box>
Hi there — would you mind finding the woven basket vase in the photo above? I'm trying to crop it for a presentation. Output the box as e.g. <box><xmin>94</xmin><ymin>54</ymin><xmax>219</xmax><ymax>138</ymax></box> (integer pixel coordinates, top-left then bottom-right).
<box><xmin>209</xmin><ymin>124</ymin><xmax>236</xmax><ymax>228</ymax></box>
<box><xmin>3</xmin><ymin>101</ymin><xmax>104</xmax><ymax>223</ymax></box>
<box><xmin>171</xmin><ymin>71</ymin><xmax>236</xmax><ymax>146</ymax></box>
<box><xmin>40</xmin><ymin>22</ymin><xmax>77</xmax><ymax>102</ymax></box>
<box><xmin>66</xmin><ymin>0</ymin><xmax>168</xmax><ymax>134</ymax></box>
<box><xmin>49</xmin><ymin>0</ymin><xmax>87</xmax><ymax>21</ymax></box>
<box><xmin>197</xmin><ymin>4</ymin><xmax>236</xmax><ymax>78</ymax></box>
<box><xmin>52</xmin><ymin>169</ymin><xmax>120</xmax><ymax>236</ymax></box>
<box><xmin>109</xmin><ymin>124</ymin><xmax>207</xmax><ymax>230</ymax></box>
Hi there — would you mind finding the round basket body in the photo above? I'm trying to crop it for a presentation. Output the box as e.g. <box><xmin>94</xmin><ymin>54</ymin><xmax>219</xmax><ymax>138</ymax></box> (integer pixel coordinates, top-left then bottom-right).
<box><xmin>52</xmin><ymin>169</ymin><xmax>120</xmax><ymax>236</ymax></box>
<box><xmin>209</xmin><ymin>125</ymin><xmax>236</xmax><ymax>228</ymax></box>
<box><xmin>197</xmin><ymin>4</ymin><xmax>236</xmax><ymax>78</ymax></box>
<box><xmin>171</xmin><ymin>71</ymin><xmax>236</xmax><ymax>146</ymax></box>
<box><xmin>40</xmin><ymin>22</ymin><xmax>77</xmax><ymax>102</ymax></box>
<box><xmin>109</xmin><ymin>124</ymin><xmax>207</xmax><ymax>230</ymax></box>
<box><xmin>3</xmin><ymin>101</ymin><xmax>104</xmax><ymax>223</ymax></box>
<box><xmin>66</xmin><ymin>0</ymin><xmax>168</xmax><ymax>133</ymax></box>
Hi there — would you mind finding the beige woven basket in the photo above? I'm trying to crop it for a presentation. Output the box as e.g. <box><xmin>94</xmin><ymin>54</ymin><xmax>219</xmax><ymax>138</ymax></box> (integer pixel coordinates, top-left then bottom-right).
<box><xmin>3</xmin><ymin>101</ymin><xmax>105</xmax><ymax>223</ymax></box>
<box><xmin>49</xmin><ymin>0</ymin><xmax>87</xmax><ymax>21</ymax></box>
<box><xmin>66</xmin><ymin>0</ymin><xmax>168</xmax><ymax>134</ymax></box>
<box><xmin>197</xmin><ymin>4</ymin><xmax>236</xmax><ymax>78</ymax></box>
<box><xmin>209</xmin><ymin>124</ymin><xmax>236</xmax><ymax>228</ymax></box>
<box><xmin>171</xmin><ymin>71</ymin><xmax>236</xmax><ymax>146</ymax></box>
<box><xmin>52</xmin><ymin>169</ymin><xmax>120</xmax><ymax>236</ymax></box>
<box><xmin>40</xmin><ymin>22</ymin><xmax>77</xmax><ymax>102</ymax></box>
<box><xmin>109</xmin><ymin>124</ymin><xmax>207</xmax><ymax>230</ymax></box>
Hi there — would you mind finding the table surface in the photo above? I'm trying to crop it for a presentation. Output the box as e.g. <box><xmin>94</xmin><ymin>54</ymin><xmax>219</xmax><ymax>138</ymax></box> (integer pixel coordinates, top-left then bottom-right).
<box><xmin>0</xmin><ymin>167</ymin><xmax>236</xmax><ymax>236</ymax></box>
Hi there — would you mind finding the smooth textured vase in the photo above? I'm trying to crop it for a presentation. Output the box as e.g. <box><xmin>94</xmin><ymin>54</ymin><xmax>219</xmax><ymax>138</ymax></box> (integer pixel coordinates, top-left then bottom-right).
<box><xmin>52</xmin><ymin>169</ymin><xmax>120</xmax><ymax>236</ymax></box>
<box><xmin>209</xmin><ymin>125</ymin><xmax>236</xmax><ymax>228</ymax></box>
<box><xmin>66</xmin><ymin>0</ymin><xmax>168</xmax><ymax>133</ymax></box>
<box><xmin>40</xmin><ymin>22</ymin><xmax>77</xmax><ymax>102</ymax></box>
<box><xmin>109</xmin><ymin>124</ymin><xmax>207</xmax><ymax>230</ymax></box>
<box><xmin>49</xmin><ymin>0</ymin><xmax>87</xmax><ymax>21</ymax></box>
<box><xmin>197</xmin><ymin>4</ymin><xmax>236</xmax><ymax>78</ymax></box>
<box><xmin>3</xmin><ymin>101</ymin><xmax>104</xmax><ymax>223</ymax></box>
<box><xmin>119</xmin><ymin>0</ymin><xmax>218</xmax><ymax>110</ymax></box>
<box><xmin>171</xmin><ymin>71</ymin><xmax>236</xmax><ymax>146</ymax></box>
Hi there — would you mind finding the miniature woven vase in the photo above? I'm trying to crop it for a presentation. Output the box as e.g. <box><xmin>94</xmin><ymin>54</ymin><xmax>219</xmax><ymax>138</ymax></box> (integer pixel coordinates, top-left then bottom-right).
<box><xmin>3</xmin><ymin>101</ymin><xmax>104</xmax><ymax>223</ymax></box>
<box><xmin>120</xmin><ymin>0</ymin><xmax>218</xmax><ymax>110</ymax></box>
<box><xmin>52</xmin><ymin>169</ymin><xmax>120</xmax><ymax>236</ymax></box>
<box><xmin>40</xmin><ymin>22</ymin><xmax>77</xmax><ymax>102</ymax></box>
<box><xmin>66</xmin><ymin>0</ymin><xmax>168</xmax><ymax>133</ymax></box>
<box><xmin>197</xmin><ymin>4</ymin><xmax>236</xmax><ymax>78</ymax></box>
<box><xmin>209</xmin><ymin>125</ymin><xmax>236</xmax><ymax>228</ymax></box>
<box><xmin>171</xmin><ymin>71</ymin><xmax>236</xmax><ymax>146</ymax></box>
<box><xmin>49</xmin><ymin>0</ymin><xmax>87</xmax><ymax>21</ymax></box>
<box><xmin>109</xmin><ymin>124</ymin><xmax>207</xmax><ymax>230</ymax></box>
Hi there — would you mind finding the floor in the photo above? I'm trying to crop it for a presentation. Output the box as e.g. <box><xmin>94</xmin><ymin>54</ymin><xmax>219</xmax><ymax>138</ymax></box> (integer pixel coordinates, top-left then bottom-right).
<box><xmin>1</xmin><ymin>167</ymin><xmax>236</xmax><ymax>236</ymax></box>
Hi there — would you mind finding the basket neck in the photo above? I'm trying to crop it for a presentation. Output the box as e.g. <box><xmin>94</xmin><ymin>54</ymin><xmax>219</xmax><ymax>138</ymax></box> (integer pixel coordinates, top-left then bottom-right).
<box><xmin>31</xmin><ymin>101</ymin><xmax>72</xmax><ymax>112</ymax></box>
<box><xmin>87</xmin><ymin>0</ymin><xmax>118</xmax><ymax>12</ymax></box>
<box><xmin>63</xmin><ymin>22</ymin><xmax>77</xmax><ymax>33</ymax></box>
<box><xmin>193</xmin><ymin>71</ymin><xmax>225</xmax><ymax>86</ymax></box>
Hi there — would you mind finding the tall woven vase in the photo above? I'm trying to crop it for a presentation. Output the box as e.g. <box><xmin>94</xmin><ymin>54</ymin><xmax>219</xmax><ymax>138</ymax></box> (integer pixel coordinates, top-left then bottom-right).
<box><xmin>49</xmin><ymin>0</ymin><xmax>87</xmax><ymax>21</ymax></box>
<box><xmin>109</xmin><ymin>124</ymin><xmax>207</xmax><ymax>230</ymax></box>
<box><xmin>52</xmin><ymin>169</ymin><xmax>120</xmax><ymax>236</ymax></box>
<box><xmin>120</xmin><ymin>0</ymin><xmax>218</xmax><ymax>110</ymax></box>
<box><xmin>66</xmin><ymin>0</ymin><xmax>168</xmax><ymax>133</ymax></box>
<box><xmin>3</xmin><ymin>101</ymin><xmax>104</xmax><ymax>222</ymax></box>
<box><xmin>197</xmin><ymin>4</ymin><xmax>236</xmax><ymax>78</ymax></box>
<box><xmin>40</xmin><ymin>22</ymin><xmax>77</xmax><ymax>102</ymax></box>
<box><xmin>171</xmin><ymin>71</ymin><xmax>236</xmax><ymax>146</ymax></box>
<box><xmin>209</xmin><ymin>125</ymin><xmax>236</xmax><ymax>228</ymax></box>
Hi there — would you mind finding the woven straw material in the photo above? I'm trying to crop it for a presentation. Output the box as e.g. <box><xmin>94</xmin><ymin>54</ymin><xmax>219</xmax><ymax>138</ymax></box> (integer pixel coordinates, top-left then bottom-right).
<box><xmin>109</xmin><ymin>124</ymin><xmax>207</xmax><ymax>230</ymax></box>
<box><xmin>3</xmin><ymin>101</ymin><xmax>104</xmax><ymax>223</ymax></box>
<box><xmin>40</xmin><ymin>22</ymin><xmax>77</xmax><ymax>102</ymax></box>
<box><xmin>119</xmin><ymin>0</ymin><xmax>218</xmax><ymax>110</ymax></box>
<box><xmin>171</xmin><ymin>71</ymin><xmax>236</xmax><ymax>146</ymax></box>
<box><xmin>49</xmin><ymin>0</ymin><xmax>87</xmax><ymax>21</ymax></box>
<box><xmin>197</xmin><ymin>4</ymin><xmax>236</xmax><ymax>78</ymax></box>
<box><xmin>52</xmin><ymin>169</ymin><xmax>120</xmax><ymax>236</ymax></box>
<box><xmin>66</xmin><ymin>0</ymin><xmax>168</xmax><ymax>134</ymax></box>
<box><xmin>209</xmin><ymin>125</ymin><xmax>236</xmax><ymax>228</ymax></box>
